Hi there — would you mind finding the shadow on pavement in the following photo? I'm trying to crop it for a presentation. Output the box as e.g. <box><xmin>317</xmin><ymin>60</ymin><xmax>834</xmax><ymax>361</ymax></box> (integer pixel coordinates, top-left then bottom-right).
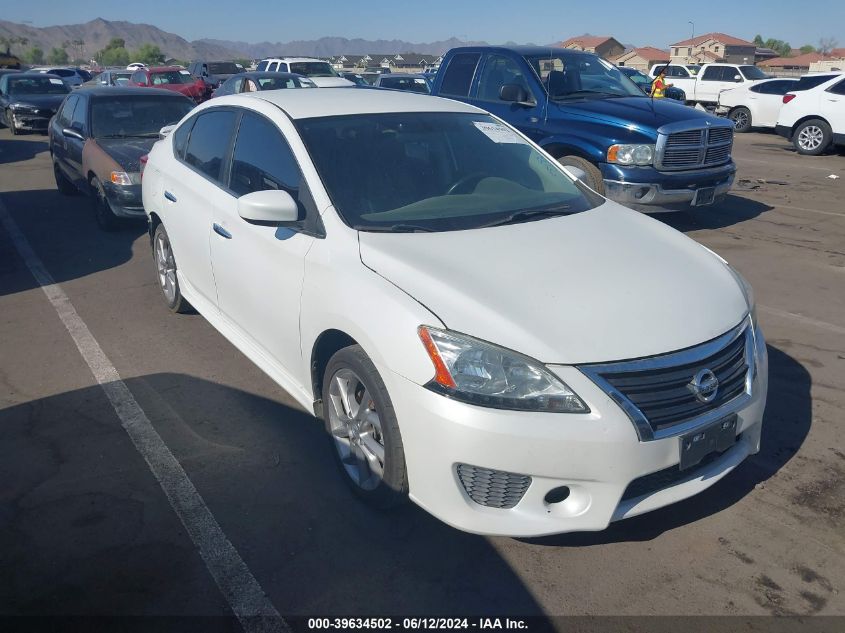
<box><xmin>656</xmin><ymin>194</ymin><xmax>773</xmax><ymax>232</ymax></box>
<box><xmin>522</xmin><ymin>345</ymin><xmax>810</xmax><ymax>547</ymax></box>
<box><xmin>0</xmin><ymin>373</ymin><xmax>548</xmax><ymax>620</ymax></box>
<box><xmin>0</xmin><ymin>137</ymin><xmax>49</xmax><ymax>164</ymax></box>
<box><xmin>0</xmin><ymin>188</ymin><xmax>146</xmax><ymax>297</ymax></box>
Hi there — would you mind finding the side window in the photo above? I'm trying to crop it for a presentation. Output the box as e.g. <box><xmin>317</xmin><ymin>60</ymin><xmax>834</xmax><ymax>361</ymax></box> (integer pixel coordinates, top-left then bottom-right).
<box><xmin>701</xmin><ymin>66</ymin><xmax>724</xmax><ymax>81</ymax></box>
<box><xmin>184</xmin><ymin>109</ymin><xmax>238</xmax><ymax>183</ymax></box>
<box><xmin>477</xmin><ymin>54</ymin><xmax>530</xmax><ymax>102</ymax></box>
<box><xmin>57</xmin><ymin>95</ymin><xmax>78</xmax><ymax>127</ymax></box>
<box><xmin>256</xmin><ymin>61</ymin><xmax>268</xmax><ymax>72</ymax></box>
<box><xmin>667</xmin><ymin>66</ymin><xmax>687</xmax><ymax>78</ymax></box>
<box><xmin>439</xmin><ymin>53</ymin><xmax>481</xmax><ymax>97</ymax></box>
<box><xmin>229</xmin><ymin>112</ymin><xmax>301</xmax><ymax>198</ymax></box>
<box><xmin>172</xmin><ymin>116</ymin><xmax>196</xmax><ymax>160</ymax></box>
<box><xmin>827</xmin><ymin>79</ymin><xmax>845</xmax><ymax>96</ymax></box>
<box><xmin>130</xmin><ymin>71</ymin><xmax>145</xmax><ymax>85</ymax></box>
<box><xmin>70</xmin><ymin>96</ymin><xmax>87</xmax><ymax>132</ymax></box>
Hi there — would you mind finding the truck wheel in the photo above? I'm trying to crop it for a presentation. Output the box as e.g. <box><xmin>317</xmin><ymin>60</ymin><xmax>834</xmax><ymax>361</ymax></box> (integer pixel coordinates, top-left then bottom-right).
<box><xmin>730</xmin><ymin>107</ymin><xmax>752</xmax><ymax>133</ymax></box>
<box><xmin>557</xmin><ymin>156</ymin><xmax>605</xmax><ymax>194</ymax></box>
<box><xmin>793</xmin><ymin>119</ymin><xmax>832</xmax><ymax>156</ymax></box>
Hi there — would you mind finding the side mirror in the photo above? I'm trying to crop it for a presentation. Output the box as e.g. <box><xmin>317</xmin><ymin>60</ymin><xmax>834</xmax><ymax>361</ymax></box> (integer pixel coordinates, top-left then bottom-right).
<box><xmin>733</xmin><ymin>75</ymin><xmax>742</xmax><ymax>82</ymax></box>
<box><xmin>561</xmin><ymin>166</ymin><xmax>587</xmax><ymax>182</ymax></box>
<box><xmin>237</xmin><ymin>189</ymin><xmax>300</xmax><ymax>224</ymax></box>
<box><xmin>499</xmin><ymin>83</ymin><xmax>533</xmax><ymax>105</ymax></box>
<box><xmin>62</xmin><ymin>127</ymin><xmax>84</xmax><ymax>141</ymax></box>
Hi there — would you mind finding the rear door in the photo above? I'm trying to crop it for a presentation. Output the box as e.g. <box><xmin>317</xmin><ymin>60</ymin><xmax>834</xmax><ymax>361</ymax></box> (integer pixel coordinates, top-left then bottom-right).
<box><xmin>51</xmin><ymin>94</ymin><xmax>79</xmax><ymax>181</ymax></box>
<box><xmin>821</xmin><ymin>77</ymin><xmax>845</xmax><ymax>135</ymax></box>
<box><xmin>64</xmin><ymin>93</ymin><xmax>88</xmax><ymax>189</ymax></box>
<box><xmin>161</xmin><ymin>108</ymin><xmax>238</xmax><ymax>307</ymax></box>
<box><xmin>752</xmin><ymin>80</ymin><xmax>796</xmax><ymax>127</ymax></box>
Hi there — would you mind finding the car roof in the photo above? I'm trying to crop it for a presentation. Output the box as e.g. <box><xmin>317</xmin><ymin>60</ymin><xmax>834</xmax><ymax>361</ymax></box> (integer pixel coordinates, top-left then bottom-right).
<box><xmin>241</xmin><ymin>72</ymin><xmax>303</xmax><ymax>79</ymax></box>
<box><xmin>145</xmin><ymin>66</ymin><xmax>188</xmax><ymax>73</ymax></box>
<box><xmin>261</xmin><ymin>57</ymin><xmax>329</xmax><ymax>63</ymax></box>
<box><xmin>446</xmin><ymin>45</ymin><xmax>597</xmax><ymax>58</ymax></box>
<box><xmin>217</xmin><ymin>87</ymin><xmax>482</xmax><ymax>119</ymax></box>
<box><xmin>378</xmin><ymin>73</ymin><xmax>427</xmax><ymax>78</ymax></box>
<box><xmin>8</xmin><ymin>72</ymin><xmax>63</xmax><ymax>78</ymax></box>
<box><xmin>75</xmin><ymin>86</ymin><xmax>192</xmax><ymax>98</ymax></box>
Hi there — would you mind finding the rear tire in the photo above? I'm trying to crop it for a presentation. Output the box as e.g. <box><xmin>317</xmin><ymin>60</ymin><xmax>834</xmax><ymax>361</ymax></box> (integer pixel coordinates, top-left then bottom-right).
<box><xmin>90</xmin><ymin>177</ymin><xmax>119</xmax><ymax>231</ymax></box>
<box><xmin>53</xmin><ymin>162</ymin><xmax>77</xmax><ymax>195</ymax></box>
<box><xmin>556</xmin><ymin>155</ymin><xmax>605</xmax><ymax>194</ymax></box>
<box><xmin>730</xmin><ymin>107</ymin><xmax>752</xmax><ymax>133</ymax></box>
<box><xmin>322</xmin><ymin>345</ymin><xmax>408</xmax><ymax>508</ymax></box>
<box><xmin>793</xmin><ymin>119</ymin><xmax>832</xmax><ymax>156</ymax></box>
<box><xmin>153</xmin><ymin>223</ymin><xmax>193</xmax><ymax>314</ymax></box>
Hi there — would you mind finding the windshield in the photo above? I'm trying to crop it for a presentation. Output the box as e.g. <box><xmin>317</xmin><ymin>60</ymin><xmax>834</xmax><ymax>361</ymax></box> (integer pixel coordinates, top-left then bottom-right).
<box><xmin>8</xmin><ymin>76</ymin><xmax>70</xmax><ymax>95</ymax></box>
<box><xmin>289</xmin><ymin>62</ymin><xmax>337</xmax><ymax>77</ymax></box>
<box><xmin>297</xmin><ymin>112</ymin><xmax>602</xmax><ymax>232</ymax></box>
<box><xmin>150</xmin><ymin>71</ymin><xmax>194</xmax><ymax>85</ymax></box>
<box><xmin>91</xmin><ymin>97</ymin><xmax>194</xmax><ymax>139</ymax></box>
<box><xmin>208</xmin><ymin>62</ymin><xmax>240</xmax><ymax>75</ymax></box>
<box><xmin>379</xmin><ymin>76</ymin><xmax>430</xmax><ymax>93</ymax></box>
<box><xmin>257</xmin><ymin>76</ymin><xmax>301</xmax><ymax>89</ymax></box>
<box><xmin>523</xmin><ymin>53</ymin><xmax>643</xmax><ymax>99</ymax></box>
<box><xmin>740</xmin><ymin>65</ymin><xmax>769</xmax><ymax>80</ymax></box>
<box><xmin>112</xmin><ymin>71</ymin><xmax>132</xmax><ymax>85</ymax></box>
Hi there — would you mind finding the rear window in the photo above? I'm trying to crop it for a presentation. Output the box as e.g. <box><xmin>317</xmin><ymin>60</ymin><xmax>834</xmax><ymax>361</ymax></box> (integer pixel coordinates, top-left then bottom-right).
<box><xmin>208</xmin><ymin>62</ymin><xmax>241</xmax><ymax>75</ymax></box>
<box><xmin>151</xmin><ymin>71</ymin><xmax>193</xmax><ymax>85</ymax></box>
<box><xmin>256</xmin><ymin>61</ymin><xmax>269</xmax><ymax>72</ymax></box>
<box><xmin>439</xmin><ymin>53</ymin><xmax>480</xmax><ymax>97</ymax></box>
<box><xmin>794</xmin><ymin>75</ymin><xmax>838</xmax><ymax>91</ymax></box>
<box><xmin>7</xmin><ymin>76</ymin><xmax>70</xmax><ymax>95</ymax></box>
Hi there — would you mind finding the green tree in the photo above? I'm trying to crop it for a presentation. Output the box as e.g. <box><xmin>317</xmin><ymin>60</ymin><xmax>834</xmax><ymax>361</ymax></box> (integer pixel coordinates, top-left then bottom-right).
<box><xmin>99</xmin><ymin>46</ymin><xmax>130</xmax><ymax>67</ymax></box>
<box><xmin>753</xmin><ymin>34</ymin><xmax>764</xmax><ymax>47</ymax></box>
<box><xmin>134</xmin><ymin>43</ymin><xmax>165</xmax><ymax>65</ymax></box>
<box><xmin>106</xmin><ymin>38</ymin><xmax>126</xmax><ymax>51</ymax></box>
<box><xmin>800</xmin><ymin>44</ymin><xmax>816</xmax><ymax>54</ymax></box>
<box><xmin>47</xmin><ymin>47</ymin><xmax>69</xmax><ymax>64</ymax></box>
<box><xmin>752</xmin><ymin>35</ymin><xmax>792</xmax><ymax>58</ymax></box>
<box><xmin>25</xmin><ymin>47</ymin><xmax>44</xmax><ymax>64</ymax></box>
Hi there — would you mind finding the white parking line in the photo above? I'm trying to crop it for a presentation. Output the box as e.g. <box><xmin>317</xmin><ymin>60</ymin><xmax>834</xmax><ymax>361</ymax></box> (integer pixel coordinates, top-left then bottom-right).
<box><xmin>770</xmin><ymin>203</ymin><xmax>845</xmax><ymax>218</ymax></box>
<box><xmin>739</xmin><ymin>156</ymin><xmax>841</xmax><ymax>172</ymax></box>
<box><xmin>0</xmin><ymin>198</ymin><xmax>288</xmax><ymax>633</ymax></box>
<box><xmin>760</xmin><ymin>305</ymin><xmax>845</xmax><ymax>336</ymax></box>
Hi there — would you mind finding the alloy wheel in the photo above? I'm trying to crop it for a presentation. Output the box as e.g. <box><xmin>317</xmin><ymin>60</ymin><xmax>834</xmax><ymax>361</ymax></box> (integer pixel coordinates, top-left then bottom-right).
<box><xmin>798</xmin><ymin>125</ymin><xmax>824</xmax><ymax>151</ymax></box>
<box><xmin>327</xmin><ymin>368</ymin><xmax>386</xmax><ymax>490</ymax></box>
<box><xmin>155</xmin><ymin>232</ymin><xmax>177</xmax><ymax>304</ymax></box>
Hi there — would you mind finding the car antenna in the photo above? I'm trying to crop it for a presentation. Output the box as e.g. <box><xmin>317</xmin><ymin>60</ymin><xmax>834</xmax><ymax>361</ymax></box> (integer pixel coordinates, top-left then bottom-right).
<box><xmin>543</xmin><ymin>47</ymin><xmax>553</xmax><ymax>125</ymax></box>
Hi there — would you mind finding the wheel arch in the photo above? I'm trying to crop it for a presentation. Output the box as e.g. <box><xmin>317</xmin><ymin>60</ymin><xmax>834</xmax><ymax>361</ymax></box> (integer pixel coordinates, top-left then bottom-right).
<box><xmin>791</xmin><ymin>115</ymin><xmax>831</xmax><ymax>136</ymax></box>
<box><xmin>310</xmin><ymin>329</ymin><xmax>360</xmax><ymax>417</ymax></box>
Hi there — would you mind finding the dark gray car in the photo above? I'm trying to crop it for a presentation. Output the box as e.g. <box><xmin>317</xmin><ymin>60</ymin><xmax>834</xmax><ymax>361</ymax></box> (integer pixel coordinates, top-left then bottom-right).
<box><xmin>0</xmin><ymin>73</ymin><xmax>70</xmax><ymax>134</ymax></box>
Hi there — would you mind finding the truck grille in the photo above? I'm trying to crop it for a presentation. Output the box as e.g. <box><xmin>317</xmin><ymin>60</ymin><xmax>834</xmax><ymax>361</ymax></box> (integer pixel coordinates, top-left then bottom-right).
<box><xmin>456</xmin><ymin>464</ymin><xmax>531</xmax><ymax>509</ymax></box>
<box><xmin>579</xmin><ymin>322</ymin><xmax>753</xmax><ymax>440</ymax></box>
<box><xmin>656</xmin><ymin>125</ymin><xmax>734</xmax><ymax>171</ymax></box>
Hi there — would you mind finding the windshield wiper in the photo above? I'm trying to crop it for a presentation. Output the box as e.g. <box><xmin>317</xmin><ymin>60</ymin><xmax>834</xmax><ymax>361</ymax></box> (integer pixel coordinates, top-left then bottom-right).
<box><xmin>98</xmin><ymin>133</ymin><xmax>158</xmax><ymax>139</ymax></box>
<box><xmin>480</xmin><ymin>206</ymin><xmax>572</xmax><ymax>228</ymax></box>
<box><xmin>357</xmin><ymin>223</ymin><xmax>436</xmax><ymax>233</ymax></box>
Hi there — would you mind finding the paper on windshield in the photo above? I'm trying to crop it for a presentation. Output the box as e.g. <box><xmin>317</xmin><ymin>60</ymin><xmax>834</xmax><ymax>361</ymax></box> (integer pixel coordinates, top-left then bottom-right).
<box><xmin>473</xmin><ymin>121</ymin><xmax>525</xmax><ymax>144</ymax></box>
<box><xmin>179</xmin><ymin>70</ymin><xmax>191</xmax><ymax>75</ymax></box>
<box><xmin>49</xmin><ymin>78</ymin><xmax>64</xmax><ymax>85</ymax></box>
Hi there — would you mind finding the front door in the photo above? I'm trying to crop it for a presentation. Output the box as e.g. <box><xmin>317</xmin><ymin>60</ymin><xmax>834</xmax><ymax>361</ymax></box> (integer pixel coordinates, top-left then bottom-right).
<box><xmin>209</xmin><ymin>109</ymin><xmax>313</xmax><ymax>378</ymax></box>
<box><xmin>472</xmin><ymin>53</ymin><xmax>545</xmax><ymax>143</ymax></box>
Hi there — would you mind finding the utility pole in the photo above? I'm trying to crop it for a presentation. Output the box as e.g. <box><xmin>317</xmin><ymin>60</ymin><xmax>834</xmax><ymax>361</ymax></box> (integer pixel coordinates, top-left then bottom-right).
<box><xmin>688</xmin><ymin>21</ymin><xmax>695</xmax><ymax>63</ymax></box>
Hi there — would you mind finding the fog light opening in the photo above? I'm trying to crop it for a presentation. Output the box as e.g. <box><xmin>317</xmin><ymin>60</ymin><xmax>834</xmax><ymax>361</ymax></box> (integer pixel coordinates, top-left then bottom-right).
<box><xmin>544</xmin><ymin>486</ymin><xmax>571</xmax><ymax>505</ymax></box>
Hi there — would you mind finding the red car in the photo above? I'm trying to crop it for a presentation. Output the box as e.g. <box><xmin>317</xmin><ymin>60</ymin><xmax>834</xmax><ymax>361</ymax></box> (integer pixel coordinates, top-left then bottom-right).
<box><xmin>127</xmin><ymin>66</ymin><xmax>206</xmax><ymax>103</ymax></box>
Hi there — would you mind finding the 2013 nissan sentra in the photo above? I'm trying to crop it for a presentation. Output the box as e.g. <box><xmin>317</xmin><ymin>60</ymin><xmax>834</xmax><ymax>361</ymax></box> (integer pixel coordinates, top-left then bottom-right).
<box><xmin>141</xmin><ymin>89</ymin><xmax>768</xmax><ymax>537</ymax></box>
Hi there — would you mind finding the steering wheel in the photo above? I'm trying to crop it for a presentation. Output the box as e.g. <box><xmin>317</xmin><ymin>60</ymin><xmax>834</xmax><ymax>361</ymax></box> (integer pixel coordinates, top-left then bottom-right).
<box><xmin>446</xmin><ymin>172</ymin><xmax>485</xmax><ymax>195</ymax></box>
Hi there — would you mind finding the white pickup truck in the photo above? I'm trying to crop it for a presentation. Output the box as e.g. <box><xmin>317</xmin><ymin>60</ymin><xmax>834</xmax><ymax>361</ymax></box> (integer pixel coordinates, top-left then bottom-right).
<box><xmin>649</xmin><ymin>63</ymin><xmax>771</xmax><ymax>106</ymax></box>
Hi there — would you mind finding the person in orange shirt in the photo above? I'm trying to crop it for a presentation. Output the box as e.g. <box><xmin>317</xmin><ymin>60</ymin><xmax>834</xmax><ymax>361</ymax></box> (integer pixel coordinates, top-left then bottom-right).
<box><xmin>650</xmin><ymin>68</ymin><xmax>672</xmax><ymax>99</ymax></box>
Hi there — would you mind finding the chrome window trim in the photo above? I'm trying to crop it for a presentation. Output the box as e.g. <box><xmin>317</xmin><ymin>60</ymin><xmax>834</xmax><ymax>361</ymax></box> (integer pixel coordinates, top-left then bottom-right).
<box><xmin>578</xmin><ymin>317</ymin><xmax>753</xmax><ymax>442</ymax></box>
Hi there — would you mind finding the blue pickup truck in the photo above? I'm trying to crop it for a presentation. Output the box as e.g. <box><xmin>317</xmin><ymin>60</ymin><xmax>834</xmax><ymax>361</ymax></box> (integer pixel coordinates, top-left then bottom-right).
<box><xmin>430</xmin><ymin>46</ymin><xmax>736</xmax><ymax>210</ymax></box>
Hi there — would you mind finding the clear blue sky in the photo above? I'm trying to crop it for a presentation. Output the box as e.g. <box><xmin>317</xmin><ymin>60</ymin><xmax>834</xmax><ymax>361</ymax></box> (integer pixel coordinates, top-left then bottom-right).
<box><xmin>2</xmin><ymin>0</ymin><xmax>842</xmax><ymax>48</ymax></box>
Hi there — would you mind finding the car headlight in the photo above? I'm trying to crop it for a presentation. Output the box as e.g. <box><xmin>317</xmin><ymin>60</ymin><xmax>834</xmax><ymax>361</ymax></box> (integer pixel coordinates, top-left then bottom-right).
<box><xmin>607</xmin><ymin>143</ymin><xmax>654</xmax><ymax>166</ymax></box>
<box><xmin>10</xmin><ymin>103</ymin><xmax>37</xmax><ymax>113</ymax></box>
<box><xmin>110</xmin><ymin>171</ymin><xmax>140</xmax><ymax>186</ymax></box>
<box><xmin>418</xmin><ymin>326</ymin><xmax>588</xmax><ymax>413</ymax></box>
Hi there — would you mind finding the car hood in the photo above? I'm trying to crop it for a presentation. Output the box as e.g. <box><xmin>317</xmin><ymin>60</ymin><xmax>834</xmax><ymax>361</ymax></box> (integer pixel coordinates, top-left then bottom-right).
<box><xmin>310</xmin><ymin>76</ymin><xmax>355</xmax><ymax>88</ymax></box>
<box><xmin>7</xmin><ymin>93</ymin><xmax>67</xmax><ymax>112</ymax></box>
<box><xmin>95</xmin><ymin>138</ymin><xmax>157</xmax><ymax>172</ymax></box>
<box><xmin>358</xmin><ymin>203</ymin><xmax>748</xmax><ymax>365</ymax></box>
<box><xmin>552</xmin><ymin>96</ymin><xmax>715</xmax><ymax>133</ymax></box>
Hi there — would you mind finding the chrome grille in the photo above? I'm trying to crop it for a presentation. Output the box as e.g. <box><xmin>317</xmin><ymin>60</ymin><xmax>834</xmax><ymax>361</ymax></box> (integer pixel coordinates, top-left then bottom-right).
<box><xmin>656</xmin><ymin>124</ymin><xmax>734</xmax><ymax>171</ymax></box>
<box><xmin>456</xmin><ymin>464</ymin><xmax>531</xmax><ymax>509</ymax></box>
<box><xmin>579</xmin><ymin>322</ymin><xmax>753</xmax><ymax>440</ymax></box>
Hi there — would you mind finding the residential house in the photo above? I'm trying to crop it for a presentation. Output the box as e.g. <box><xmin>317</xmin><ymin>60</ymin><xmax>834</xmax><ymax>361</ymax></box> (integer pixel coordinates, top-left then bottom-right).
<box><xmin>669</xmin><ymin>33</ymin><xmax>756</xmax><ymax>65</ymax></box>
<box><xmin>758</xmin><ymin>52</ymin><xmax>828</xmax><ymax>75</ymax></box>
<box><xmin>612</xmin><ymin>46</ymin><xmax>669</xmax><ymax>72</ymax></box>
<box><xmin>331</xmin><ymin>52</ymin><xmax>441</xmax><ymax>72</ymax></box>
<box><xmin>557</xmin><ymin>35</ymin><xmax>625</xmax><ymax>60</ymax></box>
<box><xmin>754</xmin><ymin>47</ymin><xmax>780</xmax><ymax>63</ymax></box>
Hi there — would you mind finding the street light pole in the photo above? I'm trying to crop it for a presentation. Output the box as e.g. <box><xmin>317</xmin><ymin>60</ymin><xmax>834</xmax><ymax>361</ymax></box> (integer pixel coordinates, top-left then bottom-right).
<box><xmin>688</xmin><ymin>21</ymin><xmax>695</xmax><ymax>63</ymax></box>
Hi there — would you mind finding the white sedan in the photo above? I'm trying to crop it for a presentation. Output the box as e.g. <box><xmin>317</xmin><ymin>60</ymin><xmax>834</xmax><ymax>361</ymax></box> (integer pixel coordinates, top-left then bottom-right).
<box><xmin>717</xmin><ymin>77</ymin><xmax>798</xmax><ymax>132</ymax></box>
<box><xmin>141</xmin><ymin>88</ymin><xmax>768</xmax><ymax>537</ymax></box>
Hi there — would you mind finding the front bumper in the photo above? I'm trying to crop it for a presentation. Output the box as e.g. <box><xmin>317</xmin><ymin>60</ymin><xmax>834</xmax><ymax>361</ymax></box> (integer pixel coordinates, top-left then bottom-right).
<box><xmin>103</xmin><ymin>182</ymin><xmax>145</xmax><ymax>218</ymax></box>
<box><xmin>8</xmin><ymin>112</ymin><xmax>51</xmax><ymax>132</ymax></box>
<box><xmin>601</xmin><ymin>161</ymin><xmax>736</xmax><ymax>210</ymax></box>
<box><xmin>381</xmin><ymin>329</ymin><xmax>768</xmax><ymax>537</ymax></box>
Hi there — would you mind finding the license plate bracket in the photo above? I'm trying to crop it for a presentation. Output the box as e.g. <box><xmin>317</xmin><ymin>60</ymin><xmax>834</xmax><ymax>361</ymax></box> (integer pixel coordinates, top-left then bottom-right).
<box><xmin>692</xmin><ymin>187</ymin><xmax>716</xmax><ymax>206</ymax></box>
<box><xmin>679</xmin><ymin>415</ymin><xmax>737</xmax><ymax>471</ymax></box>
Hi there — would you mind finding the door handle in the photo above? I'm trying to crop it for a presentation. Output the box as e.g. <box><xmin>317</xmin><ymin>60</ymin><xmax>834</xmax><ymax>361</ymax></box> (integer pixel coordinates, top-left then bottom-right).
<box><xmin>213</xmin><ymin>223</ymin><xmax>232</xmax><ymax>239</ymax></box>
<box><xmin>164</xmin><ymin>190</ymin><xmax>177</xmax><ymax>202</ymax></box>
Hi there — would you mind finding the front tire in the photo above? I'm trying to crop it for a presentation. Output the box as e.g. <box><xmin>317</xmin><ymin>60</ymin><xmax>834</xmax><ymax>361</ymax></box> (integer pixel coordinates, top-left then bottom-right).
<box><xmin>322</xmin><ymin>345</ymin><xmax>408</xmax><ymax>508</ymax></box>
<box><xmin>556</xmin><ymin>155</ymin><xmax>605</xmax><ymax>194</ymax></box>
<box><xmin>793</xmin><ymin>119</ymin><xmax>832</xmax><ymax>155</ymax></box>
<box><xmin>6</xmin><ymin>109</ymin><xmax>19</xmax><ymax>135</ymax></box>
<box><xmin>730</xmin><ymin>107</ymin><xmax>752</xmax><ymax>133</ymax></box>
<box><xmin>90</xmin><ymin>177</ymin><xmax>119</xmax><ymax>231</ymax></box>
<box><xmin>153</xmin><ymin>223</ymin><xmax>192</xmax><ymax>314</ymax></box>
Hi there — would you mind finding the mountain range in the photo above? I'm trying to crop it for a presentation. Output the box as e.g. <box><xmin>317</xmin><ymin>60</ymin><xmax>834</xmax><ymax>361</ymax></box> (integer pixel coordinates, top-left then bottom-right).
<box><xmin>0</xmin><ymin>18</ymin><xmax>495</xmax><ymax>61</ymax></box>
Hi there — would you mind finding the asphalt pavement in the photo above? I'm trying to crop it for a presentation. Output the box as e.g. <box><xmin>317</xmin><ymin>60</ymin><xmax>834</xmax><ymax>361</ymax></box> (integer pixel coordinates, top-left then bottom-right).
<box><xmin>0</xmin><ymin>127</ymin><xmax>843</xmax><ymax>630</ymax></box>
